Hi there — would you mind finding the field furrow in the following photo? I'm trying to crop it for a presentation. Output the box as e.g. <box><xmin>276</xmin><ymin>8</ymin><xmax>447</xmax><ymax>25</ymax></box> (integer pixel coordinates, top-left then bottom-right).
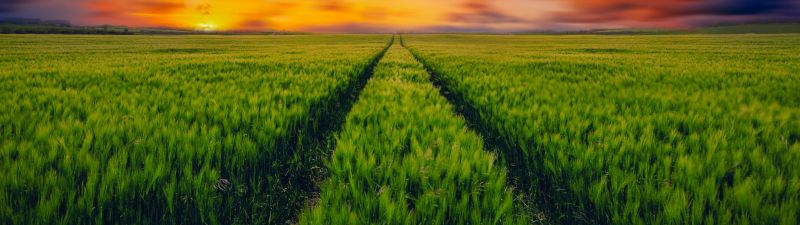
<box><xmin>300</xmin><ymin>38</ymin><xmax>529</xmax><ymax>224</ymax></box>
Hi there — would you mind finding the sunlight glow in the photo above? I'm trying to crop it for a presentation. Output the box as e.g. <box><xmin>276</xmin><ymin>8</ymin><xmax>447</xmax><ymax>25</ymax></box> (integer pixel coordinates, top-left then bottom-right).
<box><xmin>71</xmin><ymin>0</ymin><xmax>539</xmax><ymax>32</ymax></box>
<box><xmin>196</xmin><ymin>23</ymin><xmax>216</xmax><ymax>32</ymax></box>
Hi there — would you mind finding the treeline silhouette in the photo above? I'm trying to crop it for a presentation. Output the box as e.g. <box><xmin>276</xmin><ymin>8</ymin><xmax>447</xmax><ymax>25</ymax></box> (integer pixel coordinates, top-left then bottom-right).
<box><xmin>0</xmin><ymin>24</ymin><xmax>133</xmax><ymax>35</ymax></box>
<box><xmin>1</xmin><ymin>18</ymin><xmax>133</xmax><ymax>34</ymax></box>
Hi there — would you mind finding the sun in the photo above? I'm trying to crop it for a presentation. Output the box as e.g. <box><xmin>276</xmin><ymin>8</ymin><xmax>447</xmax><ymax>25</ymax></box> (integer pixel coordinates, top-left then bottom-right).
<box><xmin>197</xmin><ymin>23</ymin><xmax>217</xmax><ymax>32</ymax></box>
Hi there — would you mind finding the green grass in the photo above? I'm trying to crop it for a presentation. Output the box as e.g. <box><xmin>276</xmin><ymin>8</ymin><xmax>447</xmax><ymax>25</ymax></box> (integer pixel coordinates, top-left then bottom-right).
<box><xmin>299</xmin><ymin>38</ymin><xmax>529</xmax><ymax>224</ymax></box>
<box><xmin>2</xmin><ymin>33</ymin><xmax>798</xmax><ymax>225</ymax></box>
<box><xmin>403</xmin><ymin>34</ymin><xmax>800</xmax><ymax>225</ymax></box>
<box><xmin>0</xmin><ymin>34</ymin><xmax>391</xmax><ymax>225</ymax></box>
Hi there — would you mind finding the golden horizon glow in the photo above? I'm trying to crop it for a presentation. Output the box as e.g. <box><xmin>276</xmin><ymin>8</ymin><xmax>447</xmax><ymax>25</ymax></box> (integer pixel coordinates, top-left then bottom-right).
<box><xmin>4</xmin><ymin>0</ymin><xmax>798</xmax><ymax>32</ymax></box>
<box><xmin>68</xmin><ymin>0</ymin><xmax>557</xmax><ymax>32</ymax></box>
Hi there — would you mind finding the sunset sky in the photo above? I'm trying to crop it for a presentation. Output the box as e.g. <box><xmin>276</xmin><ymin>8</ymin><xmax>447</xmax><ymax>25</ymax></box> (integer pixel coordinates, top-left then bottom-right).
<box><xmin>1</xmin><ymin>0</ymin><xmax>799</xmax><ymax>32</ymax></box>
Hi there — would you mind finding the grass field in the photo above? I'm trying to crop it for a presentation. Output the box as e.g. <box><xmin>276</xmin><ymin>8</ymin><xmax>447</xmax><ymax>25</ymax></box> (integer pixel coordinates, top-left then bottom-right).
<box><xmin>300</xmin><ymin>38</ymin><xmax>527</xmax><ymax>225</ymax></box>
<box><xmin>403</xmin><ymin>34</ymin><xmax>800</xmax><ymax>225</ymax></box>
<box><xmin>0</xmin><ymin>34</ymin><xmax>391</xmax><ymax>224</ymax></box>
<box><xmin>1</xmin><ymin>34</ymin><xmax>799</xmax><ymax>225</ymax></box>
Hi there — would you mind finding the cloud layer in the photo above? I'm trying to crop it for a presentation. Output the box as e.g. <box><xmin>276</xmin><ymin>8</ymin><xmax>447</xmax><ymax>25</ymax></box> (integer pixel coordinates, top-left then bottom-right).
<box><xmin>553</xmin><ymin>0</ymin><xmax>800</xmax><ymax>26</ymax></box>
<box><xmin>448</xmin><ymin>0</ymin><xmax>524</xmax><ymax>24</ymax></box>
<box><xmin>0</xmin><ymin>0</ymin><xmax>39</xmax><ymax>13</ymax></box>
<box><xmin>1</xmin><ymin>0</ymin><xmax>798</xmax><ymax>31</ymax></box>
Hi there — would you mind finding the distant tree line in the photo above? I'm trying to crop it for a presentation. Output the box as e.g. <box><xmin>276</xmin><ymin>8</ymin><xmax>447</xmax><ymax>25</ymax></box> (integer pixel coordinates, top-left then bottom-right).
<box><xmin>0</xmin><ymin>24</ymin><xmax>133</xmax><ymax>35</ymax></box>
<box><xmin>0</xmin><ymin>18</ymin><xmax>133</xmax><ymax>35</ymax></box>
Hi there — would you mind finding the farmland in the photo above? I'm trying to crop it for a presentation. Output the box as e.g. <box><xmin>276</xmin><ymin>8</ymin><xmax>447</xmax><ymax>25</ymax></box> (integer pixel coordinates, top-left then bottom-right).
<box><xmin>300</xmin><ymin>39</ymin><xmax>526</xmax><ymax>224</ymax></box>
<box><xmin>403</xmin><ymin>34</ymin><xmax>800</xmax><ymax>225</ymax></box>
<box><xmin>1</xmin><ymin>33</ymin><xmax>799</xmax><ymax>225</ymax></box>
<box><xmin>0</xmin><ymin>34</ymin><xmax>391</xmax><ymax>224</ymax></box>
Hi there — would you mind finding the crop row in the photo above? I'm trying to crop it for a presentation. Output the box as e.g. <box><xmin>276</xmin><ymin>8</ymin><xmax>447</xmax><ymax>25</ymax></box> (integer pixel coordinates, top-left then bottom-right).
<box><xmin>299</xmin><ymin>39</ymin><xmax>528</xmax><ymax>224</ymax></box>
<box><xmin>404</xmin><ymin>34</ymin><xmax>800</xmax><ymax>225</ymax></box>
<box><xmin>0</xmin><ymin>35</ymin><xmax>392</xmax><ymax>225</ymax></box>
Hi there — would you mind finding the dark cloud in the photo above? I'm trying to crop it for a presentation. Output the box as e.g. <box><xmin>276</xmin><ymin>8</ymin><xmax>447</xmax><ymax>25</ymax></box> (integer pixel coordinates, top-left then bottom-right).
<box><xmin>0</xmin><ymin>0</ymin><xmax>39</xmax><ymax>13</ymax></box>
<box><xmin>552</xmin><ymin>0</ymin><xmax>800</xmax><ymax>24</ymax></box>
<box><xmin>448</xmin><ymin>0</ymin><xmax>524</xmax><ymax>24</ymax></box>
<box><xmin>680</xmin><ymin>7</ymin><xmax>800</xmax><ymax>27</ymax></box>
<box><xmin>196</xmin><ymin>3</ymin><xmax>211</xmax><ymax>15</ymax></box>
<box><xmin>690</xmin><ymin>0</ymin><xmax>792</xmax><ymax>15</ymax></box>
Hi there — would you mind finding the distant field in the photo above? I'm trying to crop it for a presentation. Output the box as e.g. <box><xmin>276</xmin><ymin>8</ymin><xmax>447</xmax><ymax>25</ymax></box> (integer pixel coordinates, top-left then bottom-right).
<box><xmin>1</xmin><ymin>34</ymin><xmax>799</xmax><ymax>225</ymax></box>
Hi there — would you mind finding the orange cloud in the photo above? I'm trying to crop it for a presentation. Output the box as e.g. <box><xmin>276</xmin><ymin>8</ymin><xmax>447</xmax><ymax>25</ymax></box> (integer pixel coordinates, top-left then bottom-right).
<box><xmin>448</xmin><ymin>0</ymin><xmax>525</xmax><ymax>24</ymax></box>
